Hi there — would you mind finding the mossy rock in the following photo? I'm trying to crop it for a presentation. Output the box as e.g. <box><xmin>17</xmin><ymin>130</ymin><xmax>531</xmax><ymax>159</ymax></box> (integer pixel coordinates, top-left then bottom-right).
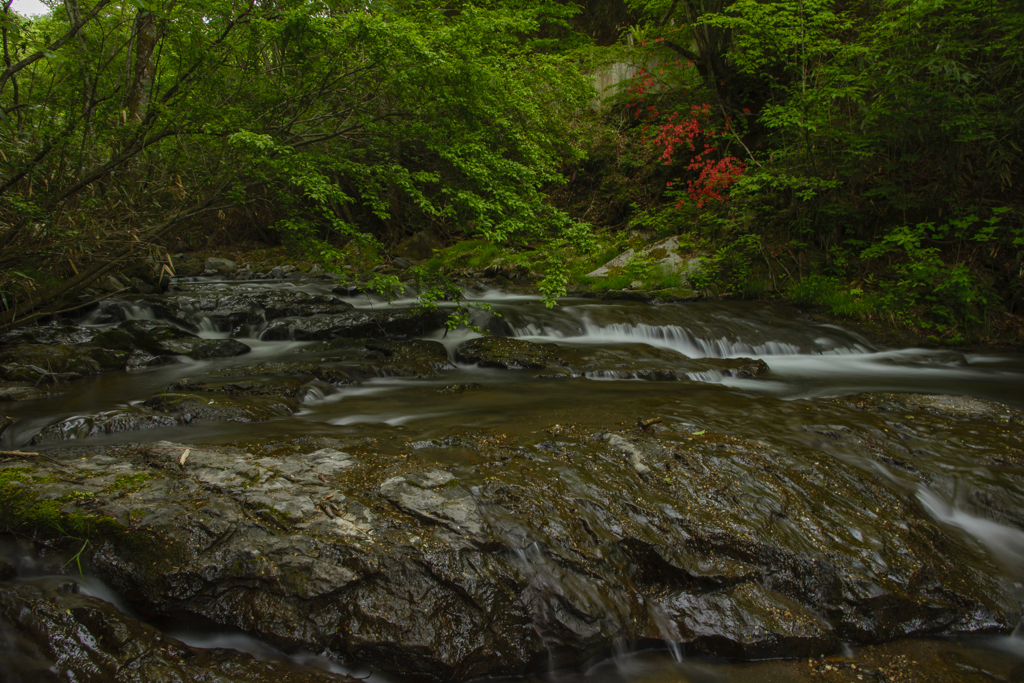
<box><xmin>91</xmin><ymin>328</ymin><xmax>136</xmax><ymax>352</ymax></box>
<box><xmin>82</xmin><ymin>346</ymin><xmax>130</xmax><ymax>371</ymax></box>
<box><xmin>0</xmin><ymin>344</ymin><xmax>100</xmax><ymax>375</ymax></box>
<box><xmin>210</xmin><ymin>361</ymin><xmax>357</xmax><ymax>385</ymax></box>
<box><xmin>455</xmin><ymin>337</ymin><xmax>567</xmax><ymax>370</ymax></box>
<box><xmin>142</xmin><ymin>391</ymin><xmax>301</xmax><ymax>422</ymax></box>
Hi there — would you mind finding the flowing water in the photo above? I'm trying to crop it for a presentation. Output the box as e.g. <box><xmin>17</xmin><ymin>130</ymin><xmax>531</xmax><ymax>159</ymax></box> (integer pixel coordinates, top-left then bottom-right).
<box><xmin>3</xmin><ymin>276</ymin><xmax>1024</xmax><ymax>682</ymax></box>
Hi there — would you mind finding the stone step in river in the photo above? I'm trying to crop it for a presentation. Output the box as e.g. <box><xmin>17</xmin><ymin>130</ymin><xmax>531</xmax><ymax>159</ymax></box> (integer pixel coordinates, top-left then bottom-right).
<box><xmin>1</xmin><ymin>275</ymin><xmax>1023</xmax><ymax>682</ymax></box>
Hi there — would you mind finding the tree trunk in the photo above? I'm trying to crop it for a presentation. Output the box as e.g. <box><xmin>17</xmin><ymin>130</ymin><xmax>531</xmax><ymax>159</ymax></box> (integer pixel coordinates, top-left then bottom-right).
<box><xmin>127</xmin><ymin>9</ymin><xmax>158</xmax><ymax>122</ymax></box>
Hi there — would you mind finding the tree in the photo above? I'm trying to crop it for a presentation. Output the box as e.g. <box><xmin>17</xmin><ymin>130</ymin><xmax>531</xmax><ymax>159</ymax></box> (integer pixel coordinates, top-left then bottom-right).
<box><xmin>0</xmin><ymin>0</ymin><xmax>594</xmax><ymax>328</ymax></box>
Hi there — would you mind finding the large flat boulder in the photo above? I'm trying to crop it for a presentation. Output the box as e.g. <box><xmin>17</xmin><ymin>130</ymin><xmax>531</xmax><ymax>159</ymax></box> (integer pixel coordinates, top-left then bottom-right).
<box><xmin>4</xmin><ymin>394</ymin><xmax>1021</xmax><ymax>680</ymax></box>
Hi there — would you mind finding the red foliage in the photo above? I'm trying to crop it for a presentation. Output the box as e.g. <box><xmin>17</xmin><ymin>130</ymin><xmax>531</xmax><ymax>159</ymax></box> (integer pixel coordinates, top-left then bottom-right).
<box><xmin>647</xmin><ymin>103</ymin><xmax>747</xmax><ymax>207</ymax></box>
<box><xmin>626</xmin><ymin>61</ymin><xmax>747</xmax><ymax>207</ymax></box>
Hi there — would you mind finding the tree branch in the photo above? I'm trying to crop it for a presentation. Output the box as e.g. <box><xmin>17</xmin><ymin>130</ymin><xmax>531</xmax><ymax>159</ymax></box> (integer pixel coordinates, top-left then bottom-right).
<box><xmin>0</xmin><ymin>0</ymin><xmax>114</xmax><ymax>94</ymax></box>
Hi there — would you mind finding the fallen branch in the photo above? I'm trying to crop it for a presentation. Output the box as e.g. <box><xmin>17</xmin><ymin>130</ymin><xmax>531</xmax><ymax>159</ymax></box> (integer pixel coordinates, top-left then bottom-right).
<box><xmin>0</xmin><ymin>450</ymin><xmax>78</xmax><ymax>470</ymax></box>
<box><xmin>1</xmin><ymin>185</ymin><xmax>230</xmax><ymax>330</ymax></box>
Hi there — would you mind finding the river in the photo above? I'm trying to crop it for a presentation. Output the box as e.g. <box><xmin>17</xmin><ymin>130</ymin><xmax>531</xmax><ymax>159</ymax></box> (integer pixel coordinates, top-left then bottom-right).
<box><xmin>1</xmin><ymin>274</ymin><xmax>1023</xmax><ymax>682</ymax></box>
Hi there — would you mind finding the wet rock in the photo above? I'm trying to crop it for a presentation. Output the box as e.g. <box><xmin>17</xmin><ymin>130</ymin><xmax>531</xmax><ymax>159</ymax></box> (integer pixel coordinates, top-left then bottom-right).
<box><xmin>82</xmin><ymin>346</ymin><xmax>131</xmax><ymax>372</ymax></box>
<box><xmin>599</xmin><ymin>289</ymin><xmax>653</xmax><ymax>302</ymax></box>
<box><xmin>260</xmin><ymin>307</ymin><xmax>449</xmax><ymax>341</ymax></box>
<box><xmin>147</xmin><ymin>290</ymin><xmax>355</xmax><ymax>334</ymax></box>
<box><xmin>4</xmin><ymin>394</ymin><xmax>1024</xmax><ymax>682</ymax></box>
<box><xmin>455</xmin><ymin>337</ymin><xmax>566</xmax><ymax>370</ymax></box>
<box><xmin>437</xmin><ymin>383</ymin><xmax>482</xmax><ymax>394</ymax></box>
<box><xmin>161</xmin><ymin>294</ymin><xmax>264</xmax><ymax>334</ymax></box>
<box><xmin>393</xmin><ymin>230</ymin><xmax>438</xmax><ymax>261</ymax></box>
<box><xmin>89</xmin><ymin>329</ymin><xmax>135</xmax><ymax>352</ymax></box>
<box><xmin>210</xmin><ymin>362</ymin><xmax>357</xmax><ymax>386</ymax></box>
<box><xmin>0</xmin><ymin>385</ymin><xmax>56</xmax><ymax>402</ymax></box>
<box><xmin>118</xmin><ymin>320</ymin><xmax>251</xmax><ymax>359</ymax></box>
<box><xmin>337</xmin><ymin>339</ymin><xmax>456</xmax><ymax>378</ymax></box>
<box><xmin>205</xmin><ymin>257</ymin><xmax>238</xmax><ymax>274</ymax></box>
<box><xmin>455</xmin><ymin>337</ymin><xmax>697</xmax><ymax>380</ymax></box>
<box><xmin>0</xmin><ymin>344</ymin><xmax>100</xmax><ymax>376</ymax></box>
<box><xmin>32</xmin><ymin>409</ymin><xmax>180</xmax><ymax>443</ymax></box>
<box><xmin>841</xmin><ymin>392</ymin><xmax>1023</xmax><ymax>423</ymax></box>
<box><xmin>168</xmin><ymin>376</ymin><xmax>309</xmax><ymax>401</ymax></box>
<box><xmin>245</xmin><ymin>290</ymin><xmax>353</xmax><ymax>319</ymax></box>
<box><xmin>701</xmin><ymin>357</ymin><xmax>771</xmax><ymax>378</ymax></box>
<box><xmin>379</xmin><ymin>470</ymin><xmax>487</xmax><ymax>543</ymax></box>
<box><xmin>0</xmin><ymin>580</ymin><xmax>353</xmax><ymax>683</ymax></box>
<box><xmin>0</xmin><ymin>323</ymin><xmax>95</xmax><ymax>346</ymax></box>
<box><xmin>659</xmin><ymin>582</ymin><xmax>838</xmax><ymax>658</ymax></box>
<box><xmin>0</xmin><ymin>446</ymin><xmax>542</xmax><ymax>680</ymax></box>
<box><xmin>142</xmin><ymin>392</ymin><xmax>300</xmax><ymax>423</ymax></box>
<box><xmin>329</xmin><ymin>284</ymin><xmax>364</xmax><ymax>297</ymax></box>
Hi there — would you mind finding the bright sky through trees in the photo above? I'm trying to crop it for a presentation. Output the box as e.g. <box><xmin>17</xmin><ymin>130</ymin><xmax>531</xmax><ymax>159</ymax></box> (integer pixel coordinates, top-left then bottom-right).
<box><xmin>9</xmin><ymin>0</ymin><xmax>49</xmax><ymax>17</ymax></box>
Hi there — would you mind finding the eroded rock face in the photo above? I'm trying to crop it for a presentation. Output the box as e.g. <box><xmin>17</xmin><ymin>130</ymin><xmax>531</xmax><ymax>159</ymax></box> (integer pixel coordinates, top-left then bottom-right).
<box><xmin>379</xmin><ymin>470</ymin><xmax>488</xmax><ymax>543</ymax></box>
<box><xmin>3</xmin><ymin>394</ymin><xmax>1022</xmax><ymax>682</ymax></box>
<box><xmin>0</xmin><ymin>578</ymin><xmax>354</xmax><ymax>683</ymax></box>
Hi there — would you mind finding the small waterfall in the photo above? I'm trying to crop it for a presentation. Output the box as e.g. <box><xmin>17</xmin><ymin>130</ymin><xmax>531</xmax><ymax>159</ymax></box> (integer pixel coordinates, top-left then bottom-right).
<box><xmin>122</xmin><ymin>302</ymin><xmax>156</xmax><ymax>320</ymax></box>
<box><xmin>195</xmin><ymin>317</ymin><xmax>231</xmax><ymax>339</ymax></box>
<box><xmin>685</xmin><ymin>370</ymin><xmax>724</xmax><ymax>383</ymax></box>
<box><xmin>302</xmin><ymin>385</ymin><xmax>330</xmax><ymax>403</ymax></box>
<box><xmin>647</xmin><ymin>602</ymin><xmax>683</xmax><ymax>663</ymax></box>
<box><xmin>80</xmin><ymin>299</ymin><xmax>156</xmax><ymax>326</ymax></box>
<box><xmin>916</xmin><ymin>487</ymin><xmax>1024</xmax><ymax>579</ymax></box>
<box><xmin>511</xmin><ymin>321</ymin><xmax>807</xmax><ymax>358</ymax></box>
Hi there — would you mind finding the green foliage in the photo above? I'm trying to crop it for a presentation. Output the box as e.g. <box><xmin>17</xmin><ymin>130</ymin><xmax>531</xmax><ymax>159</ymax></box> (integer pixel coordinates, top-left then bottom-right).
<box><xmin>538</xmin><ymin>245</ymin><xmax>571</xmax><ymax>307</ymax></box>
<box><xmin>365</xmin><ymin>273</ymin><xmax>405</xmax><ymax>302</ymax></box>
<box><xmin>789</xmin><ymin>275</ymin><xmax>872</xmax><ymax>318</ymax></box>
<box><xmin>411</xmin><ymin>264</ymin><xmax>496</xmax><ymax>333</ymax></box>
<box><xmin>858</xmin><ymin>218</ymin><xmax>999</xmax><ymax>339</ymax></box>
<box><xmin>426</xmin><ymin>241</ymin><xmax>508</xmax><ymax>272</ymax></box>
<box><xmin>0</xmin><ymin>0</ymin><xmax>596</xmax><ymax>319</ymax></box>
<box><xmin>597</xmin><ymin>0</ymin><xmax>1023</xmax><ymax>341</ymax></box>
